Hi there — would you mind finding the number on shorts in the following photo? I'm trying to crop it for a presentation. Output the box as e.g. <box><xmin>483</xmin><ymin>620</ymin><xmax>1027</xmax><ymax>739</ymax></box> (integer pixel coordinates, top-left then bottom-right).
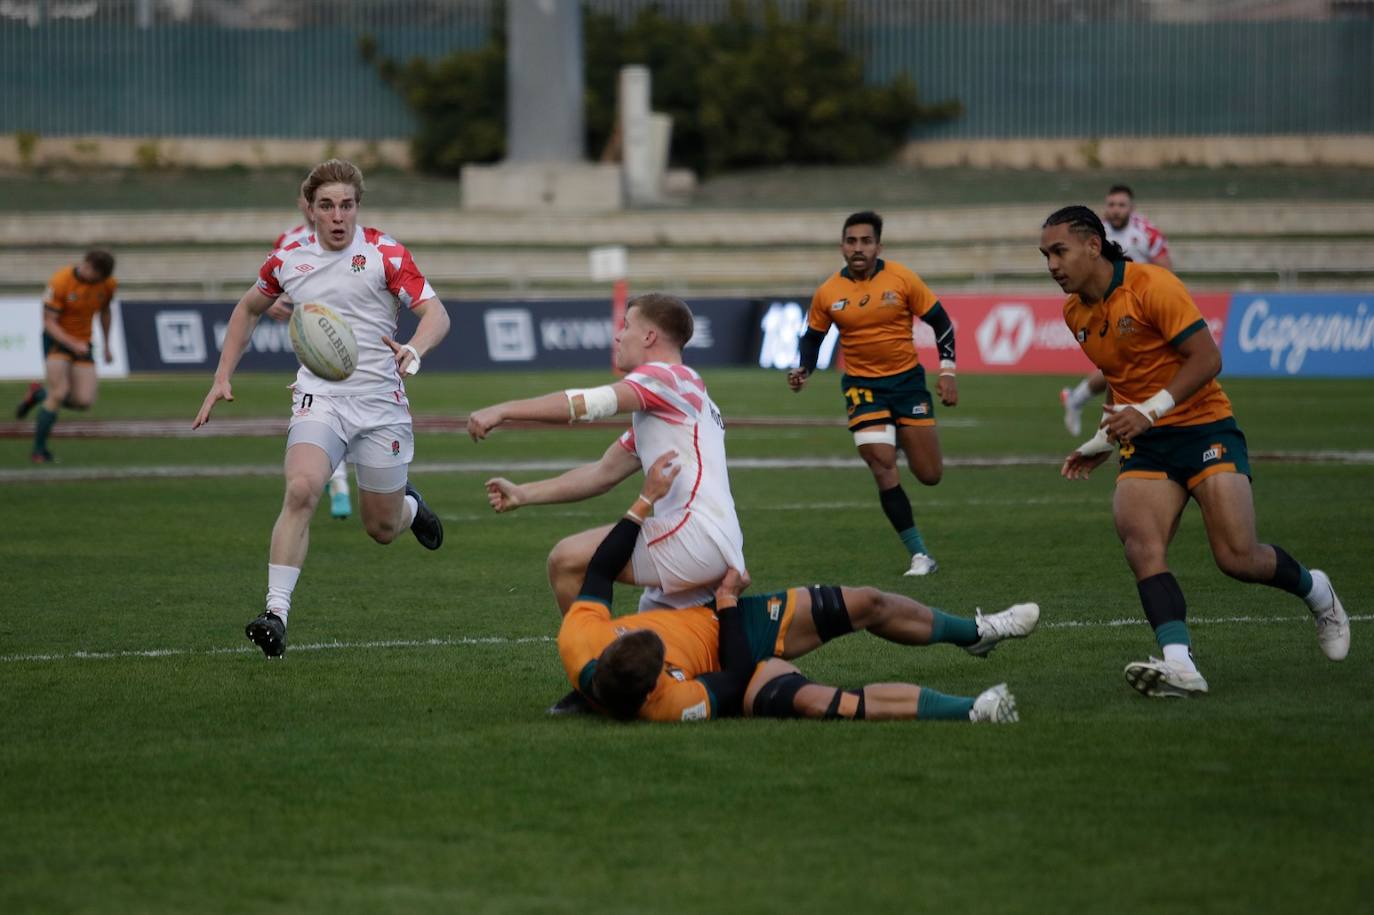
<box><xmin>844</xmin><ymin>386</ymin><xmax>874</xmax><ymax>407</ymax></box>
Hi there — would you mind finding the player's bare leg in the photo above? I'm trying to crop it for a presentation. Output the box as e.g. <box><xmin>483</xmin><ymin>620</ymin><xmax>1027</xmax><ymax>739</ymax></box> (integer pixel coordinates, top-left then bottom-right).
<box><xmin>1114</xmin><ymin>478</ymin><xmax>1209</xmax><ymax>696</ymax></box>
<box><xmin>858</xmin><ymin>434</ymin><xmax>937</xmax><ymax>575</ymax></box>
<box><xmin>1193</xmin><ymin>473</ymin><xmax>1348</xmax><ymax>660</ymax></box>
<box><xmin>65</xmin><ymin>363</ymin><xmax>98</xmax><ymax>410</ymax></box>
<box><xmin>897</xmin><ymin>424</ymin><xmax>943</xmax><ymax>486</ymax></box>
<box><xmin>547</xmin><ymin>524</ymin><xmax>640</xmax><ymax>614</ymax></box>
<box><xmin>780</xmin><ymin>585</ymin><xmax>1037</xmax><ymax>660</ymax></box>
<box><xmin>744</xmin><ymin>658</ymin><xmax>1017</xmax><ymax>723</ymax></box>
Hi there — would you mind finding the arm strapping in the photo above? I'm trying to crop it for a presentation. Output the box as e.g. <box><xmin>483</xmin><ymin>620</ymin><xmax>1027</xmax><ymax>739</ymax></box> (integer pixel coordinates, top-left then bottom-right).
<box><xmin>579</xmin><ymin>517</ymin><xmax>641</xmax><ymax>604</ymax></box>
<box><xmin>922</xmin><ymin>302</ymin><xmax>956</xmax><ymax>364</ymax></box>
<box><xmin>797</xmin><ymin>327</ymin><xmax>826</xmax><ymax>374</ymax></box>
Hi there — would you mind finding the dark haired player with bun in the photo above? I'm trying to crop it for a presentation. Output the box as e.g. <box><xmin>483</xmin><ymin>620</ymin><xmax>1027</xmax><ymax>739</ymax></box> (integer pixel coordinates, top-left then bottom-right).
<box><xmin>1040</xmin><ymin>206</ymin><xmax>1348</xmax><ymax>698</ymax></box>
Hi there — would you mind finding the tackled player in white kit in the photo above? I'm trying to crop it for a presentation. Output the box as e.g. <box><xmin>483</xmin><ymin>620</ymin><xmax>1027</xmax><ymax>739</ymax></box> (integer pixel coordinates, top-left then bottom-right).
<box><xmin>467</xmin><ymin>293</ymin><xmax>746</xmax><ymax>614</ymax></box>
<box><xmin>193</xmin><ymin>159</ymin><xmax>451</xmax><ymax>657</ymax></box>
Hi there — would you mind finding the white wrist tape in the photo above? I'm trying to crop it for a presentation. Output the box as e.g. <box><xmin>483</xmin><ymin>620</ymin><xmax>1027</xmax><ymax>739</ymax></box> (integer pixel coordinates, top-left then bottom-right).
<box><xmin>1077</xmin><ymin>414</ymin><xmax>1115</xmax><ymax>457</ymax></box>
<box><xmin>401</xmin><ymin>344</ymin><xmax>420</xmax><ymax>376</ymax></box>
<box><xmin>565</xmin><ymin>385</ymin><xmax>619</xmax><ymax>422</ymax></box>
<box><xmin>1137</xmin><ymin>389</ymin><xmax>1175</xmax><ymax>424</ymax></box>
<box><xmin>938</xmin><ymin>359</ymin><xmax>956</xmax><ymax>376</ymax></box>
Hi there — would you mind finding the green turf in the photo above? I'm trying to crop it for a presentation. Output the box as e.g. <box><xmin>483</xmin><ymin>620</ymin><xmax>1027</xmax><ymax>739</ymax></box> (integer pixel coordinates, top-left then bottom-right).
<box><xmin>1</xmin><ymin>372</ymin><xmax>1371</xmax><ymax>914</ymax></box>
<box><xmin>4</xmin><ymin>164</ymin><xmax>1373</xmax><ymax>212</ymax></box>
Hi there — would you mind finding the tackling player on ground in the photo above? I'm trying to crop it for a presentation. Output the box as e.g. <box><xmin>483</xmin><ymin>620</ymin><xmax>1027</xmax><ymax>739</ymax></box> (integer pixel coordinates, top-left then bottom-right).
<box><xmin>1061</xmin><ymin>185</ymin><xmax>1174</xmax><ymax>436</ymax></box>
<box><xmin>559</xmin><ymin>453</ymin><xmax>1035</xmax><ymax>723</ymax></box>
<box><xmin>15</xmin><ymin>250</ymin><xmax>118</xmax><ymax>463</ymax></box>
<box><xmin>1041</xmin><ymin>205</ymin><xmax>1349</xmax><ymax>697</ymax></box>
<box><xmin>789</xmin><ymin>211</ymin><xmax>957</xmax><ymax>577</ymax></box>
<box><xmin>193</xmin><ymin>159</ymin><xmax>451</xmax><ymax>657</ymax></box>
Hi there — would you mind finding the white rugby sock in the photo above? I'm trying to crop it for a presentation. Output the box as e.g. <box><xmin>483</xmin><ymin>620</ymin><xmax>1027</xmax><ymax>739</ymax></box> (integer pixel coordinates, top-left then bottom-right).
<box><xmin>266</xmin><ymin>563</ymin><xmax>301</xmax><ymax>623</ymax></box>
<box><xmin>402</xmin><ymin>494</ymin><xmax>418</xmax><ymax>528</ymax></box>
<box><xmin>1066</xmin><ymin>378</ymin><xmax>1095</xmax><ymax>410</ymax></box>
<box><xmin>1162</xmin><ymin>643</ymin><xmax>1197</xmax><ymax>672</ymax></box>
<box><xmin>328</xmin><ymin>462</ymin><xmax>349</xmax><ymax>496</ymax></box>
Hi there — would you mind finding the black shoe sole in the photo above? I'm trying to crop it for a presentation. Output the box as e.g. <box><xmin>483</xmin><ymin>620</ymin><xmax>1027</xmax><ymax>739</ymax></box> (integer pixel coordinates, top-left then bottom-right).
<box><xmin>406</xmin><ymin>484</ymin><xmax>443</xmax><ymax>550</ymax></box>
<box><xmin>245</xmin><ymin>619</ymin><xmax>285</xmax><ymax>658</ymax></box>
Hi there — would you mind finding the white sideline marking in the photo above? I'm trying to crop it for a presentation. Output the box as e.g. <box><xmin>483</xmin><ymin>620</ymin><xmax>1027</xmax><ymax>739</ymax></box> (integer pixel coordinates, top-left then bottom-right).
<box><xmin>6</xmin><ymin>450</ymin><xmax>1372</xmax><ymax>484</ymax></box>
<box><xmin>3</xmin><ymin>617</ymin><xmax>1366</xmax><ymax>665</ymax></box>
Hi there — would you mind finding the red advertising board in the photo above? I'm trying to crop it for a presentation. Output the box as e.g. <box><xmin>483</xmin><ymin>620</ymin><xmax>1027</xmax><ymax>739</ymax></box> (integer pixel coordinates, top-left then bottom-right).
<box><xmin>912</xmin><ymin>293</ymin><xmax>1229</xmax><ymax>374</ymax></box>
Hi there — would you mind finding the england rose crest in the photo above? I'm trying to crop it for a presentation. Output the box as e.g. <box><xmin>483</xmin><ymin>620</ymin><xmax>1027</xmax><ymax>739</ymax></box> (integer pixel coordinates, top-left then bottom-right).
<box><xmin>351</xmin><ymin>254</ymin><xmax>366</xmax><ymax>273</ymax></box>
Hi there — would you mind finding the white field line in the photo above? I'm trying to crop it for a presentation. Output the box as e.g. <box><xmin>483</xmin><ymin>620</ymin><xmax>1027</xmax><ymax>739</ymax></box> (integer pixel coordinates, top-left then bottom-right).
<box><xmin>3</xmin><ymin>616</ymin><xmax>1368</xmax><ymax>665</ymax></box>
<box><xmin>5</xmin><ymin>450</ymin><xmax>1373</xmax><ymax>484</ymax></box>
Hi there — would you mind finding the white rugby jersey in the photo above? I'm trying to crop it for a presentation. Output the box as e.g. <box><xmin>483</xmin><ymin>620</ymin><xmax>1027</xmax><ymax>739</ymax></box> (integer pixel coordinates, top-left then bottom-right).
<box><xmin>1105</xmin><ymin>212</ymin><xmax>1170</xmax><ymax>265</ymax></box>
<box><xmin>616</xmin><ymin>362</ymin><xmax>745</xmax><ymax>560</ymax></box>
<box><xmin>257</xmin><ymin>225</ymin><xmax>436</xmax><ymax>395</ymax></box>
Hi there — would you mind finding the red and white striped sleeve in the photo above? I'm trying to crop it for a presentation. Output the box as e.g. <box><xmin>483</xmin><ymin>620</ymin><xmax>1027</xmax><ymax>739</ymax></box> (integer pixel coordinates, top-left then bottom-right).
<box><xmin>256</xmin><ymin>251</ymin><xmax>285</xmax><ymax>298</ymax></box>
<box><xmin>1142</xmin><ymin>217</ymin><xmax>1170</xmax><ymax>263</ymax></box>
<box><xmin>622</xmin><ymin>363</ymin><xmax>706</xmax><ymax>425</ymax></box>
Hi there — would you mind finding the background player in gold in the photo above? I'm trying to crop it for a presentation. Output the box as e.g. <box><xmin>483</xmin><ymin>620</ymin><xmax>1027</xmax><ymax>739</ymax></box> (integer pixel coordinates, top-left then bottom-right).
<box><xmin>560</xmin><ymin>454</ymin><xmax>1034</xmax><ymax>723</ymax></box>
<box><xmin>1041</xmin><ymin>206</ymin><xmax>1349</xmax><ymax>698</ymax></box>
<box><xmin>15</xmin><ymin>250</ymin><xmax>117</xmax><ymax>463</ymax></box>
<box><xmin>787</xmin><ymin>211</ymin><xmax>958</xmax><ymax>577</ymax></box>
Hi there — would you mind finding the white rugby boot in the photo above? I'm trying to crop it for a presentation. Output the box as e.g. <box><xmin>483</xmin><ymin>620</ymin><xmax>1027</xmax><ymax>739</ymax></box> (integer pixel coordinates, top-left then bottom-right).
<box><xmin>1124</xmin><ymin>657</ymin><xmax>1209</xmax><ymax>698</ymax></box>
<box><xmin>969</xmin><ymin>683</ymin><xmax>1019</xmax><ymax>723</ymax></box>
<box><xmin>965</xmin><ymin>602</ymin><xmax>1041</xmax><ymax>657</ymax></box>
<box><xmin>904</xmin><ymin>553</ymin><xmax>939</xmax><ymax>577</ymax></box>
<box><xmin>1308</xmin><ymin>570</ymin><xmax>1350</xmax><ymax>661</ymax></box>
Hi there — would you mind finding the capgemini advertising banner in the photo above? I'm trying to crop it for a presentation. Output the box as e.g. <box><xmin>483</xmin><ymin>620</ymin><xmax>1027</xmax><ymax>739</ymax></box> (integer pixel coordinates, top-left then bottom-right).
<box><xmin>1222</xmin><ymin>294</ymin><xmax>1374</xmax><ymax>377</ymax></box>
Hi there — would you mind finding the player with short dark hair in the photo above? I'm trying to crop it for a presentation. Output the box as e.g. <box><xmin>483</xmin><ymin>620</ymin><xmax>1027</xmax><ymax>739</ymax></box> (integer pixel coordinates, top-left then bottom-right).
<box><xmin>193</xmin><ymin>159</ymin><xmax>451</xmax><ymax>657</ymax></box>
<box><xmin>560</xmin><ymin>453</ymin><xmax>1035</xmax><ymax>723</ymax></box>
<box><xmin>16</xmin><ymin>250</ymin><xmax>118</xmax><ymax>463</ymax></box>
<box><xmin>1041</xmin><ymin>205</ymin><xmax>1349</xmax><ymax>697</ymax></box>
<box><xmin>1061</xmin><ymin>185</ymin><xmax>1174</xmax><ymax>436</ymax></box>
<box><xmin>788</xmin><ymin>211</ymin><xmax>958</xmax><ymax>577</ymax></box>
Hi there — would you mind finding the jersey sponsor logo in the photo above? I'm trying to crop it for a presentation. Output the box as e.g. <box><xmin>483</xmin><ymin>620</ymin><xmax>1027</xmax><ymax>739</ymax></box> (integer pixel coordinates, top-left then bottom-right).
<box><xmin>667</xmin><ymin>666</ymin><xmax>686</xmax><ymax>682</ymax></box>
<box><xmin>681</xmin><ymin>701</ymin><xmax>708</xmax><ymax>721</ymax></box>
<box><xmin>912</xmin><ymin>403</ymin><xmax>929</xmax><ymax>416</ymax></box>
<box><xmin>767</xmin><ymin>597</ymin><xmax>782</xmax><ymax>621</ymax></box>
<box><xmin>1116</xmin><ymin>316</ymin><xmax>1138</xmax><ymax>337</ymax></box>
<box><xmin>858</xmin><ymin>294</ymin><xmax>870</xmax><ymax>307</ymax></box>
<box><xmin>1202</xmin><ymin>442</ymin><xmax>1227</xmax><ymax>462</ymax></box>
<box><xmin>350</xmin><ymin>254</ymin><xmax>367</xmax><ymax>273</ymax></box>
<box><xmin>295</xmin><ymin>264</ymin><xmax>314</xmax><ymax>273</ymax></box>
<box><xmin>830</xmin><ymin>298</ymin><xmax>848</xmax><ymax>312</ymax></box>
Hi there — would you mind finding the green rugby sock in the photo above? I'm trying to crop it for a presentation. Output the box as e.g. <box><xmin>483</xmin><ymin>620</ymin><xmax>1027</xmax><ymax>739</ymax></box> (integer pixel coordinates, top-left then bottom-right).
<box><xmin>916</xmin><ymin>689</ymin><xmax>976</xmax><ymax>721</ymax></box>
<box><xmin>929</xmin><ymin>609</ymin><xmax>978</xmax><ymax>647</ymax></box>
<box><xmin>899</xmin><ymin>526</ymin><xmax>928</xmax><ymax>556</ymax></box>
<box><xmin>33</xmin><ymin>407</ymin><xmax>58</xmax><ymax>453</ymax></box>
<box><xmin>1153</xmin><ymin>620</ymin><xmax>1191</xmax><ymax>650</ymax></box>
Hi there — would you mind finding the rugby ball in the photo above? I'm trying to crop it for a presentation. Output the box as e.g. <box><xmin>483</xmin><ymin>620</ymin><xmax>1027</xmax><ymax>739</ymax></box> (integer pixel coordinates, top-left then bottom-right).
<box><xmin>289</xmin><ymin>302</ymin><xmax>358</xmax><ymax>381</ymax></box>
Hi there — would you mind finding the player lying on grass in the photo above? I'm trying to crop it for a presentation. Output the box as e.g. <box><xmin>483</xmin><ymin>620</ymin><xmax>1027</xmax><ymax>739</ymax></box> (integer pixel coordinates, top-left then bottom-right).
<box><xmin>557</xmin><ymin>452</ymin><xmax>1037</xmax><ymax>723</ymax></box>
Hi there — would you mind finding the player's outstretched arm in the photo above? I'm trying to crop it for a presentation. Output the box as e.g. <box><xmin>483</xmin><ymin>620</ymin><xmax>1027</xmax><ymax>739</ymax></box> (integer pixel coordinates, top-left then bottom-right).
<box><xmin>467</xmin><ymin>382</ymin><xmax>639</xmax><ymax>441</ymax></box>
<box><xmin>484</xmin><ymin>439</ymin><xmax>641</xmax><ymax>513</ymax></box>
<box><xmin>193</xmin><ymin>285</ymin><xmax>274</xmax><ymax>429</ymax></box>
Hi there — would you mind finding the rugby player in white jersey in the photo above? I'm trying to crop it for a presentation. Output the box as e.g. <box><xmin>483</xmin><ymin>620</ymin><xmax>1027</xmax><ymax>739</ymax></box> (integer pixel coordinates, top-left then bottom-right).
<box><xmin>266</xmin><ymin>184</ymin><xmax>353</xmax><ymax>520</ymax></box>
<box><xmin>467</xmin><ymin>293</ymin><xmax>746</xmax><ymax>617</ymax></box>
<box><xmin>192</xmin><ymin>159</ymin><xmax>451</xmax><ymax>658</ymax></box>
<box><xmin>1060</xmin><ymin>184</ymin><xmax>1174</xmax><ymax>435</ymax></box>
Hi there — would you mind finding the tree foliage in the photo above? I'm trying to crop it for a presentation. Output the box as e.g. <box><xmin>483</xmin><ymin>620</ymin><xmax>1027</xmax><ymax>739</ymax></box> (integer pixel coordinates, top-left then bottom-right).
<box><xmin>364</xmin><ymin>1</ymin><xmax>961</xmax><ymax>175</ymax></box>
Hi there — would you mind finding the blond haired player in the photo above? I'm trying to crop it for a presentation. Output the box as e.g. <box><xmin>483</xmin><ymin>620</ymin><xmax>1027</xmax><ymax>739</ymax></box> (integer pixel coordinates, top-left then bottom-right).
<box><xmin>1041</xmin><ymin>205</ymin><xmax>1348</xmax><ymax>698</ymax></box>
<box><xmin>193</xmin><ymin>159</ymin><xmax>451</xmax><ymax>657</ymax></box>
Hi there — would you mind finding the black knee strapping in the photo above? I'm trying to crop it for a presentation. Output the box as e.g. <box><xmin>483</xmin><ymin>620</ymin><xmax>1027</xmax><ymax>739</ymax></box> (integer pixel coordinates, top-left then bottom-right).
<box><xmin>752</xmin><ymin>672</ymin><xmax>811</xmax><ymax>719</ymax></box>
<box><xmin>808</xmin><ymin>585</ymin><xmax>853</xmax><ymax>643</ymax></box>
<box><xmin>849</xmin><ymin>689</ymin><xmax>866</xmax><ymax>720</ymax></box>
<box><xmin>1137</xmin><ymin>572</ymin><xmax>1187</xmax><ymax>629</ymax></box>
<box><xmin>822</xmin><ymin>688</ymin><xmax>867</xmax><ymax>720</ymax></box>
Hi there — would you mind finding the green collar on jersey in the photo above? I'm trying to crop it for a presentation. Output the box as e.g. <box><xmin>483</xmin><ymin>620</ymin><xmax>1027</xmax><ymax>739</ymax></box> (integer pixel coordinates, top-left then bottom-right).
<box><xmin>840</xmin><ymin>258</ymin><xmax>886</xmax><ymax>281</ymax></box>
<box><xmin>1103</xmin><ymin>258</ymin><xmax>1126</xmax><ymax>301</ymax></box>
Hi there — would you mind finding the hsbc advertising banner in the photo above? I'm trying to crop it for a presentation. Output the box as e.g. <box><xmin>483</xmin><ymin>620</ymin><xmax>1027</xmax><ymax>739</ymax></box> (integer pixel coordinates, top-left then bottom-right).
<box><xmin>1221</xmin><ymin>293</ymin><xmax>1374</xmax><ymax>377</ymax></box>
<box><xmin>937</xmin><ymin>294</ymin><xmax>1230</xmax><ymax>374</ymax></box>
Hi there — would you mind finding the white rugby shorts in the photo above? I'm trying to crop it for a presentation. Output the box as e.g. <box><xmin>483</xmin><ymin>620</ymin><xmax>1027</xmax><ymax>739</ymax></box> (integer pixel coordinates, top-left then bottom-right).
<box><xmin>286</xmin><ymin>388</ymin><xmax>414</xmax><ymax>492</ymax></box>
<box><xmin>630</xmin><ymin>511</ymin><xmax>746</xmax><ymax>610</ymax></box>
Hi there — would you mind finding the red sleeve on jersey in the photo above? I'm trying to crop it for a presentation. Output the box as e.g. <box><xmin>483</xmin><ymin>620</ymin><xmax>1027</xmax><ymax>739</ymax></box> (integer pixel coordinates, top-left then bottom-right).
<box><xmin>624</xmin><ymin>364</ymin><xmax>691</xmax><ymax>424</ymax></box>
<box><xmin>256</xmin><ymin>253</ymin><xmax>284</xmax><ymax>298</ymax></box>
<box><xmin>617</xmin><ymin>429</ymin><xmax>637</xmax><ymax>454</ymax></box>
<box><xmin>368</xmin><ymin>228</ymin><xmax>433</xmax><ymax>310</ymax></box>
